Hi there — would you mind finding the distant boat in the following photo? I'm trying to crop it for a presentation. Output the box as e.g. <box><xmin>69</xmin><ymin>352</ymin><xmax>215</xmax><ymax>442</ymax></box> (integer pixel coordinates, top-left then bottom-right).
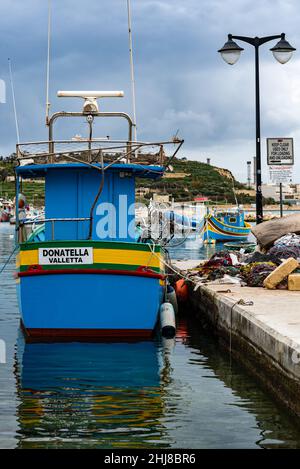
<box><xmin>164</xmin><ymin>209</ymin><xmax>205</xmax><ymax>231</ymax></box>
<box><xmin>162</xmin><ymin>206</ymin><xmax>250</xmax><ymax>243</ymax></box>
<box><xmin>0</xmin><ymin>199</ymin><xmax>13</xmax><ymax>223</ymax></box>
<box><xmin>0</xmin><ymin>210</ymin><xmax>11</xmax><ymax>223</ymax></box>
<box><xmin>203</xmin><ymin>208</ymin><xmax>251</xmax><ymax>242</ymax></box>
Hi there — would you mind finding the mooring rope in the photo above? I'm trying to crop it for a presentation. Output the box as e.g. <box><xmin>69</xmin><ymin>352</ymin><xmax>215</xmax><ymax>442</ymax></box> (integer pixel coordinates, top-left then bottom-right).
<box><xmin>0</xmin><ymin>245</ymin><xmax>18</xmax><ymax>275</ymax></box>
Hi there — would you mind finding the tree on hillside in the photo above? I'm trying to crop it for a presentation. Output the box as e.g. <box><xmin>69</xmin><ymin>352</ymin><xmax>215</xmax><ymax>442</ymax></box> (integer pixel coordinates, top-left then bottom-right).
<box><xmin>0</xmin><ymin>169</ymin><xmax>8</xmax><ymax>182</ymax></box>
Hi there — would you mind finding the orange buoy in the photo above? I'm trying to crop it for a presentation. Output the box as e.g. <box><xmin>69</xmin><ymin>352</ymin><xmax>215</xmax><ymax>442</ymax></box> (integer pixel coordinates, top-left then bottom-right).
<box><xmin>175</xmin><ymin>279</ymin><xmax>189</xmax><ymax>302</ymax></box>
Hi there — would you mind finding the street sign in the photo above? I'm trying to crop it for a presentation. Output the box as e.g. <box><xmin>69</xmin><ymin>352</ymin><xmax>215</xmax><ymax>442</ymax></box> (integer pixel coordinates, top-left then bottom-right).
<box><xmin>269</xmin><ymin>165</ymin><xmax>293</xmax><ymax>184</ymax></box>
<box><xmin>267</xmin><ymin>138</ymin><xmax>294</xmax><ymax>165</ymax></box>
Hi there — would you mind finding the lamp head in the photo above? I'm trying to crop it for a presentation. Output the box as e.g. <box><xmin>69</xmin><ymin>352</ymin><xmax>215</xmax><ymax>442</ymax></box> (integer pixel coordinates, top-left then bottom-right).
<box><xmin>218</xmin><ymin>35</ymin><xmax>244</xmax><ymax>65</ymax></box>
<box><xmin>270</xmin><ymin>33</ymin><xmax>296</xmax><ymax>64</ymax></box>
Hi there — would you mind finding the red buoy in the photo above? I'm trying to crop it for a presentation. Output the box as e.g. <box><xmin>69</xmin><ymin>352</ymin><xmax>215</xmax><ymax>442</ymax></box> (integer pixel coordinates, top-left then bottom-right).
<box><xmin>175</xmin><ymin>279</ymin><xmax>188</xmax><ymax>302</ymax></box>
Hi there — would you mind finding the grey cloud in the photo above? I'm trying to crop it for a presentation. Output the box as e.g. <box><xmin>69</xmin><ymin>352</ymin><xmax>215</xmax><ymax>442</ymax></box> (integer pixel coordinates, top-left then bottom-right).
<box><xmin>0</xmin><ymin>0</ymin><xmax>300</xmax><ymax>183</ymax></box>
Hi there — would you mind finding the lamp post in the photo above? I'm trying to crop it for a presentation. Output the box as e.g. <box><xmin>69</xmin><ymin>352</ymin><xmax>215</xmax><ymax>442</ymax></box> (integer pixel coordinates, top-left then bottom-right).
<box><xmin>218</xmin><ymin>33</ymin><xmax>296</xmax><ymax>224</ymax></box>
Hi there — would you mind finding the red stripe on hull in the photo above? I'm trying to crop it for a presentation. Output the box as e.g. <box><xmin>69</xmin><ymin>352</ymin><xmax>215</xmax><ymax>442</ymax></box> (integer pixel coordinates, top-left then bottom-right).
<box><xmin>21</xmin><ymin>323</ymin><xmax>154</xmax><ymax>343</ymax></box>
<box><xmin>18</xmin><ymin>268</ymin><xmax>164</xmax><ymax>280</ymax></box>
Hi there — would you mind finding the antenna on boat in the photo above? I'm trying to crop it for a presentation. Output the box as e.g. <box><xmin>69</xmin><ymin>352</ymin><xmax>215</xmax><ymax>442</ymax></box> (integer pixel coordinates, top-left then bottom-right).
<box><xmin>8</xmin><ymin>58</ymin><xmax>20</xmax><ymax>144</ymax></box>
<box><xmin>127</xmin><ymin>0</ymin><xmax>137</xmax><ymax>142</ymax></box>
<box><xmin>45</xmin><ymin>0</ymin><xmax>52</xmax><ymax>125</ymax></box>
<box><xmin>57</xmin><ymin>91</ymin><xmax>124</xmax><ymax>113</ymax></box>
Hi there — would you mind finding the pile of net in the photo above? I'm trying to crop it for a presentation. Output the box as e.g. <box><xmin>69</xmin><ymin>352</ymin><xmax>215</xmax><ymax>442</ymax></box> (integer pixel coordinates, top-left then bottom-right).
<box><xmin>238</xmin><ymin>232</ymin><xmax>300</xmax><ymax>287</ymax></box>
<box><xmin>191</xmin><ymin>233</ymin><xmax>300</xmax><ymax>288</ymax></box>
<box><xmin>195</xmin><ymin>250</ymin><xmax>243</xmax><ymax>284</ymax></box>
<box><xmin>240</xmin><ymin>262</ymin><xmax>276</xmax><ymax>287</ymax></box>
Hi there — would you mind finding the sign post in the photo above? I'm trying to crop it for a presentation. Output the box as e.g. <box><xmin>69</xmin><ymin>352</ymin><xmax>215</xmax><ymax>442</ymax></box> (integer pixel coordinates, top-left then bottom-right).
<box><xmin>279</xmin><ymin>182</ymin><xmax>283</xmax><ymax>218</ymax></box>
<box><xmin>267</xmin><ymin>138</ymin><xmax>294</xmax><ymax>217</ymax></box>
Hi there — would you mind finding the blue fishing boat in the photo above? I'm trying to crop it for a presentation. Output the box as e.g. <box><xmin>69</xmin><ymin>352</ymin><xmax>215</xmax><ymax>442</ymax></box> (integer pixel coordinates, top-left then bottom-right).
<box><xmin>203</xmin><ymin>208</ymin><xmax>251</xmax><ymax>242</ymax></box>
<box><xmin>15</xmin><ymin>91</ymin><xmax>183</xmax><ymax>340</ymax></box>
<box><xmin>164</xmin><ymin>210</ymin><xmax>205</xmax><ymax>232</ymax></box>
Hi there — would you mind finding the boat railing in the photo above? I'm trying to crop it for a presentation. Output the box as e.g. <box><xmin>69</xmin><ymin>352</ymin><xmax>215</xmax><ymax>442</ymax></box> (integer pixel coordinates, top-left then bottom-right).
<box><xmin>16</xmin><ymin>139</ymin><xmax>184</xmax><ymax>167</ymax></box>
<box><xmin>20</xmin><ymin>217</ymin><xmax>91</xmax><ymax>242</ymax></box>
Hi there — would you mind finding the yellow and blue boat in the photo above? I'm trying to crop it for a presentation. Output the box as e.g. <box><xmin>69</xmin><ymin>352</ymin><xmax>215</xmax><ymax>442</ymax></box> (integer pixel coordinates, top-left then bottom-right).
<box><xmin>14</xmin><ymin>91</ymin><xmax>183</xmax><ymax>340</ymax></box>
<box><xmin>203</xmin><ymin>208</ymin><xmax>251</xmax><ymax>242</ymax></box>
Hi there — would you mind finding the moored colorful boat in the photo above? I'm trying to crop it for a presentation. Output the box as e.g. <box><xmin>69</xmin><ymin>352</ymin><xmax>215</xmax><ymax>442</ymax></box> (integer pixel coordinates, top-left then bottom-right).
<box><xmin>14</xmin><ymin>91</ymin><xmax>183</xmax><ymax>340</ymax></box>
<box><xmin>0</xmin><ymin>201</ymin><xmax>13</xmax><ymax>223</ymax></box>
<box><xmin>203</xmin><ymin>209</ymin><xmax>251</xmax><ymax>242</ymax></box>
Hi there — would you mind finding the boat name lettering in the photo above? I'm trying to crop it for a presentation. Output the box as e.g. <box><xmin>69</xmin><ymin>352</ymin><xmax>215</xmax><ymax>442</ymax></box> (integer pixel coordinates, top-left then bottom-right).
<box><xmin>38</xmin><ymin>247</ymin><xmax>93</xmax><ymax>265</ymax></box>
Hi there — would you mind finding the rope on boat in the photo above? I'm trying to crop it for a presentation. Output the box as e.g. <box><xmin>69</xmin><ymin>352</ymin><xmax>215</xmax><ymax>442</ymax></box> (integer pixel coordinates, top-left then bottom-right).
<box><xmin>146</xmin><ymin>242</ymin><xmax>200</xmax><ymax>285</ymax></box>
<box><xmin>0</xmin><ymin>245</ymin><xmax>18</xmax><ymax>275</ymax></box>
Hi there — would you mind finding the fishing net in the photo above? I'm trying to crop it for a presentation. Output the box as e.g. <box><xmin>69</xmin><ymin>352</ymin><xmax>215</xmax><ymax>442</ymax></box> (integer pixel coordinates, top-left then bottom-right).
<box><xmin>204</xmin><ymin>251</ymin><xmax>233</xmax><ymax>268</ymax></box>
<box><xmin>239</xmin><ymin>261</ymin><xmax>277</xmax><ymax>287</ymax></box>
<box><xmin>274</xmin><ymin>233</ymin><xmax>300</xmax><ymax>247</ymax></box>
<box><xmin>245</xmin><ymin>263</ymin><xmax>277</xmax><ymax>287</ymax></box>
<box><xmin>207</xmin><ymin>266</ymin><xmax>240</xmax><ymax>281</ymax></box>
<box><xmin>268</xmin><ymin>244</ymin><xmax>300</xmax><ymax>260</ymax></box>
<box><xmin>244</xmin><ymin>251</ymin><xmax>282</xmax><ymax>266</ymax></box>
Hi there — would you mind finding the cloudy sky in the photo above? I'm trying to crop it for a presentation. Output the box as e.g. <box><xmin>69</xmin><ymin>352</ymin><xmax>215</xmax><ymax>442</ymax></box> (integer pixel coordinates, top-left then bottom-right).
<box><xmin>0</xmin><ymin>0</ymin><xmax>300</xmax><ymax>183</ymax></box>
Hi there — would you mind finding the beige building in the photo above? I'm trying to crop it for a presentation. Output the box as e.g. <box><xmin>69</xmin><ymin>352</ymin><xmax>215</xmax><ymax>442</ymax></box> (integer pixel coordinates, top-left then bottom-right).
<box><xmin>136</xmin><ymin>187</ymin><xmax>151</xmax><ymax>197</ymax></box>
<box><xmin>152</xmin><ymin>193</ymin><xmax>171</xmax><ymax>203</ymax></box>
<box><xmin>262</xmin><ymin>184</ymin><xmax>300</xmax><ymax>203</ymax></box>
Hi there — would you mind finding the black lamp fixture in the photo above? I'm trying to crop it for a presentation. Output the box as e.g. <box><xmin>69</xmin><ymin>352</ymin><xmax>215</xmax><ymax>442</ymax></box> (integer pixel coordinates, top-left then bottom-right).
<box><xmin>270</xmin><ymin>33</ymin><xmax>296</xmax><ymax>64</ymax></box>
<box><xmin>218</xmin><ymin>35</ymin><xmax>244</xmax><ymax>65</ymax></box>
<box><xmin>218</xmin><ymin>32</ymin><xmax>296</xmax><ymax>224</ymax></box>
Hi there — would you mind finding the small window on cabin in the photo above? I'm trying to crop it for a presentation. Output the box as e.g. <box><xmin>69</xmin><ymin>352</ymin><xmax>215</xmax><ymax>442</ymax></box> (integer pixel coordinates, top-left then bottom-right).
<box><xmin>229</xmin><ymin>217</ymin><xmax>236</xmax><ymax>223</ymax></box>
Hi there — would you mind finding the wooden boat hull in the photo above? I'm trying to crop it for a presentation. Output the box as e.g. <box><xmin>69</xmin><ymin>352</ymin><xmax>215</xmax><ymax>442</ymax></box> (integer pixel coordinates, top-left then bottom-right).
<box><xmin>203</xmin><ymin>215</ymin><xmax>251</xmax><ymax>242</ymax></box>
<box><xmin>16</xmin><ymin>240</ymin><xmax>165</xmax><ymax>340</ymax></box>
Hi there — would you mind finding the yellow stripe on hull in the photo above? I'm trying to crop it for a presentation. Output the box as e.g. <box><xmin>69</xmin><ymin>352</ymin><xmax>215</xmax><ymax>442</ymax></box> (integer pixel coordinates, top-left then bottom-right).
<box><xmin>207</xmin><ymin>221</ymin><xmax>249</xmax><ymax>237</ymax></box>
<box><xmin>19</xmin><ymin>248</ymin><xmax>161</xmax><ymax>269</ymax></box>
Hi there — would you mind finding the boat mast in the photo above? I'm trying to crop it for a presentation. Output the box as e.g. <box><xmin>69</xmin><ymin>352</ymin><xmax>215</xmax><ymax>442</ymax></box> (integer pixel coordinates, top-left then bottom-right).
<box><xmin>8</xmin><ymin>58</ymin><xmax>20</xmax><ymax>144</ymax></box>
<box><xmin>45</xmin><ymin>0</ymin><xmax>52</xmax><ymax>125</ymax></box>
<box><xmin>127</xmin><ymin>0</ymin><xmax>137</xmax><ymax>142</ymax></box>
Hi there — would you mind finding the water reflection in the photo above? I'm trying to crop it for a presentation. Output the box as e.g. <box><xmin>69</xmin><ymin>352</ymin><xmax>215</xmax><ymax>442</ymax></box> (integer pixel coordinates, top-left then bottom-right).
<box><xmin>15</xmin><ymin>336</ymin><xmax>169</xmax><ymax>449</ymax></box>
<box><xmin>175</xmin><ymin>317</ymin><xmax>300</xmax><ymax>449</ymax></box>
<box><xmin>11</xmin><ymin>316</ymin><xmax>300</xmax><ymax>449</ymax></box>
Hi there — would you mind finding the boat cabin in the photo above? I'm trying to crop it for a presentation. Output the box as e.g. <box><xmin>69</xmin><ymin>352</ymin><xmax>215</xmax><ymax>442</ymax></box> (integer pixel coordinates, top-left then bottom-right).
<box><xmin>213</xmin><ymin>209</ymin><xmax>245</xmax><ymax>228</ymax></box>
<box><xmin>15</xmin><ymin>90</ymin><xmax>183</xmax><ymax>244</ymax></box>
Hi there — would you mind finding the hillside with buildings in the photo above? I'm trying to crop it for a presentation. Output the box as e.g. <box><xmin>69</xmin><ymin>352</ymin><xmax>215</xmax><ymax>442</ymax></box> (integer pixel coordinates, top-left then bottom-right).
<box><xmin>136</xmin><ymin>157</ymin><xmax>276</xmax><ymax>205</ymax></box>
<box><xmin>2</xmin><ymin>154</ymin><xmax>294</xmax><ymax>206</ymax></box>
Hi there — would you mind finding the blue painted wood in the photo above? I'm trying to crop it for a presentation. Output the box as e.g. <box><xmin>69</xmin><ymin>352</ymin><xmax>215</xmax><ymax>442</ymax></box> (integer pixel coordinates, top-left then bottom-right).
<box><xmin>45</xmin><ymin>167</ymin><xmax>135</xmax><ymax>242</ymax></box>
<box><xmin>16</xmin><ymin>163</ymin><xmax>164</xmax><ymax>179</ymax></box>
<box><xmin>19</xmin><ymin>273</ymin><xmax>163</xmax><ymax>331</ymax></box>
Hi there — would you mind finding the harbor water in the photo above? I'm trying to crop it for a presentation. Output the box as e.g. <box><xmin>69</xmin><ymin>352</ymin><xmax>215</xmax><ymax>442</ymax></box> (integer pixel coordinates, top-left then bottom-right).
<box><xmin>1</xmin><ymin>224</ymin><xmax>300</xmax><ymax>448</ymax></box>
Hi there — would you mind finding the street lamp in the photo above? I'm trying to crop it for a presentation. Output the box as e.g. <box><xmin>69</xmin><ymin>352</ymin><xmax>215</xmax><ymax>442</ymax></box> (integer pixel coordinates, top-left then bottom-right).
<box><xmin>218</xmin><ymin>33</ymin><xmax>296</xmax><ymax>224</ymax></box>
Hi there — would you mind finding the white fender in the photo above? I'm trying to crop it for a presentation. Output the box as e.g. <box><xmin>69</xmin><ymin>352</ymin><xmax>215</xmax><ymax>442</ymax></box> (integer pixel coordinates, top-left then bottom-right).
<box><xmin>160</xmin><ymin>302</ymin><xmax>176</xmax><ymax>338</ymax></box>
<box><xmin>165</xmin><ymin>285</ymin><xmax>178</xmax><ymax>314</ymax></box>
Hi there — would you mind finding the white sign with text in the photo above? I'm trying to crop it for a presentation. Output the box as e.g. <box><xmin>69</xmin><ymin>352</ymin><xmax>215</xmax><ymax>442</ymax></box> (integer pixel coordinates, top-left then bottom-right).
<box><xmin>269</xmin><ymin>165</ymin><xmax>293</xmax><ymax>184</ymax></box>
<box><xmin>38</xmin><ymin>247</ymin><xmax>93</xmax><ymax>265</ymax></box>
<box><xmin>267</xmin><ymin>138</ymin><xmax>294</xmax><ymax>165</ymax></box>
